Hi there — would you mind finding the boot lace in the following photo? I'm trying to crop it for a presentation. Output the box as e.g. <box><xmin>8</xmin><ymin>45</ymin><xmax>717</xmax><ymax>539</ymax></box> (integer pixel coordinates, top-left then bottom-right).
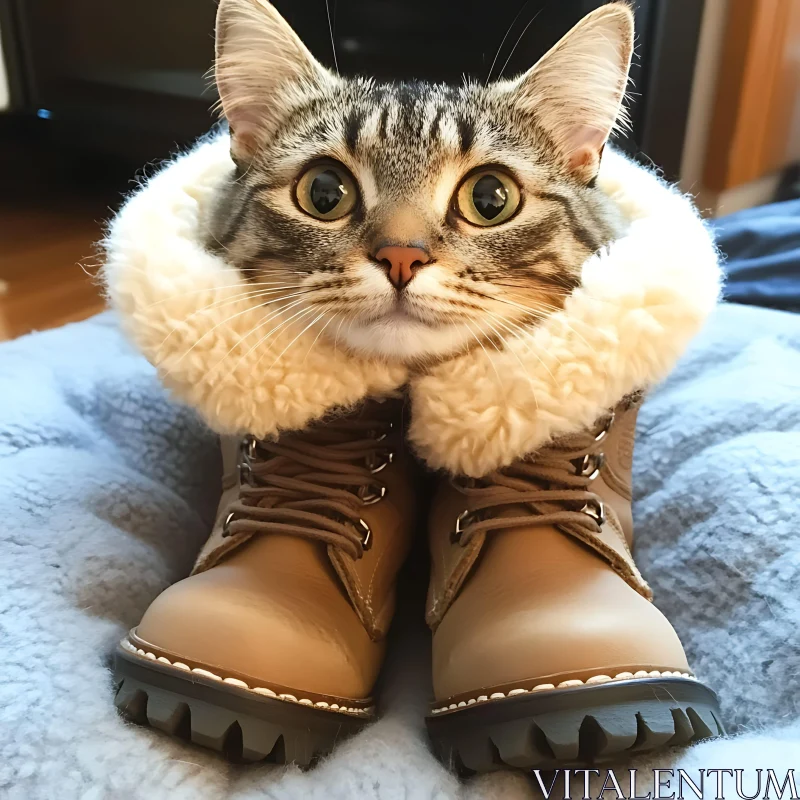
<box><xmin>451</xmin><ymin>413</ymin><xmax>614</xmax><ymax>546</ymax></box>
<box><xmin>221</xmin><ymin>418</ymin><xmax>394</xmax><ymax>560</ymax></box>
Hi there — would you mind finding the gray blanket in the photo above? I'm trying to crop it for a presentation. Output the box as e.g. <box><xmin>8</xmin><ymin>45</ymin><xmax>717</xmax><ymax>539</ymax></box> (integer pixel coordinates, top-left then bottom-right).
<box><xmin>1</xmin><ymin>302</ymin><xmax>799</xmax><ymax>800</ymax></box>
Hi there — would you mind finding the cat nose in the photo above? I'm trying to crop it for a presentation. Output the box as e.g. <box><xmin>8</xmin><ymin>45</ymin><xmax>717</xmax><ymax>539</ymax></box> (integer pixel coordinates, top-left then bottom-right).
<box><xmin>373</xmin><ymin>245</ymin><xmax>431</xmax><ymax>290</ymax></box>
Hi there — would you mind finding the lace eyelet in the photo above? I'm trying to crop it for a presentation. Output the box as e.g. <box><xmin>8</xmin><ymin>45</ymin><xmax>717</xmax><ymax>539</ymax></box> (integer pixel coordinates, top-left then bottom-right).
<box><xmin>238</xmin><ymin>460</ymin><xmax>253</xmax><ymax>485</ymax></box>
<box><xmin>365</xmin><ymin>447</ymin><xmax>394</xmax><ymax>474</ymax></box>
<box><xmin>451</xmin><ymin>508</ymin><xmax>478</xmax><ymax>544</ymax></box>
<box><xmin>355</xmin><ymin>518</ymin><xmax>372</xmax><ymax>552</ymax></box>
<box><xmin>573</xmin><ymin>452</ymin><xmax>605</xmax><ymax>481</ymax></box>
<box><xmin>240</xmin><ymin>434</ymin><xmax>259</xmax><ymax>460</ymax></box>
<box><xmin>580</xmin><ymin>499</ymin><xmax>605</xmax><ymax>526</ymax></box>
<box><xmin>357</xmin><ymin>482</ymin><xmax>387</xmax><ymax>505</ymax></box>
<box><xmin>238</xmin><ymin>434</ymin><xmax>261</xmax><ymax>485</ymax></box>
<box><xmin>221</xmin><ymin>510</ymin><xmax>238</xmax><ymax>538</ymax></box>
<box><xmin>593</xmin><ymin>412</ymin><xmax>615</xmax><ymax>444</ymax></box>
<box><xmin>369</xmin><ymin>421</ymin><xmax>393</xmax><ymax>443</ymax></box>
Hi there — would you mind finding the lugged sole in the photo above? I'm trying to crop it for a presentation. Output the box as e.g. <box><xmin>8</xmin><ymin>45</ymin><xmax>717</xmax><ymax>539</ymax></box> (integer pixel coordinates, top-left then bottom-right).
<box><xmin>426</xmin><ymin>678</ymin><xmax>724</xmax><ymax>773</ymax></box>
<box><xmin>114</xmin><ymin>646</ymin><xmax>369</xmax><ymax>765</ymax></box>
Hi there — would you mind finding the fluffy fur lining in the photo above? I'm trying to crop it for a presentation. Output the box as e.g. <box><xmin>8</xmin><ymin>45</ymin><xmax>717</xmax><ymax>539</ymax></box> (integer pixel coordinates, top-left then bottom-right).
<box><xmin>104</xmin><ymin>137</ymin><xmax>719</xmax><ymax>469</ymax></box>
<box><xmin>408</xmin><ymin>150</ymin><xmax>722</xmax><ymax>477</ymax></box>
<box><xmin>103</xmin><ymin>135</ymin><xmax>407</xmax><ymax>438</ymax></box>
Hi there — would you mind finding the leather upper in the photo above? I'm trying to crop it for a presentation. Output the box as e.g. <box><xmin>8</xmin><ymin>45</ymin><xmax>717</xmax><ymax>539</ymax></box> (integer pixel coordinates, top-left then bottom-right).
<box><xmin>428</xmin><ymin>400</ymin><xmax>692</xmax><ymax>704</ymax></box>
<box><xmin>135</xmin><ymin>399</ymin><xmax>418</xmax><ymax>702</ymax></box>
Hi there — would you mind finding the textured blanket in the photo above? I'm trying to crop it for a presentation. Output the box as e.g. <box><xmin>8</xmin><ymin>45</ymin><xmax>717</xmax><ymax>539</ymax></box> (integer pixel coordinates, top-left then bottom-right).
<box><xmin>1</xmin><ymin>302</ymin><xmax>799</xmax><ymax>799</ymax></box>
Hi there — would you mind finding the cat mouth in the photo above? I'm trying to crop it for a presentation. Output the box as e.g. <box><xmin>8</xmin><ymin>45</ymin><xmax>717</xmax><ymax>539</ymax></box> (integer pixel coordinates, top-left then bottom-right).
<box><xmin>343</xmin><ymin>295</ymin><xmax>459</xmax><ymax>333</ymax></box>
<box><xmin>381</xmin><ymin>303</ymin><xmax>441</xmax><ymax>329</ymax></box>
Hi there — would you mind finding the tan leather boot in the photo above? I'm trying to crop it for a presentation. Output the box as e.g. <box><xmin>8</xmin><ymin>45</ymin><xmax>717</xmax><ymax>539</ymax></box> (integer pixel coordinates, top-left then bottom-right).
<box><xmin>424</xmin><ymin>397</ymin><xmax>723</xmax><ymax>771</ymax></box>
<box><xmin>114</xmin><ymin>399</ymin><xmax>417</xmax><ymax>765</ymax></box>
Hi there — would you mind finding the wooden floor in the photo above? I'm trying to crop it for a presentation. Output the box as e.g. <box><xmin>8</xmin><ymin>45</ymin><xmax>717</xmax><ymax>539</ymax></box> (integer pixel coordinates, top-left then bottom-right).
<box><xmin>0</xmin><ymin>126</ymin><xmax>129</xmax><ymax>342</ymax></box>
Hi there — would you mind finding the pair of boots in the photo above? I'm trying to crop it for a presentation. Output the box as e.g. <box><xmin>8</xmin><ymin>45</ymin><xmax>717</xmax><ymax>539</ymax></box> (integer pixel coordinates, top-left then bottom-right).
<box><xmin>115</xmin><ymin>394</ymin><xmax>722</xmax><ymax>771</ymax></box>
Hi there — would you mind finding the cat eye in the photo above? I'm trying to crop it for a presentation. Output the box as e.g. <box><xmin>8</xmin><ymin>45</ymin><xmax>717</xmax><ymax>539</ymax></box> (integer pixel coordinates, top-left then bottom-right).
<box><xmin>295</xmin><ymin>163</ymin><xmax>358</xmax><ymax>221</ymax></box>
<box><xmin>456</xmin><ymin>170</ymin><xmax>521</xmax><ymax>227</ymax></box>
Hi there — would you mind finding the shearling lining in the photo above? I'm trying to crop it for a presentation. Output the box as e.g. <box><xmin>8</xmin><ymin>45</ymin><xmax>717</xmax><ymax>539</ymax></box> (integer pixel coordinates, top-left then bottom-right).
<box><xmin>103</xmin><ymin>135</ymin><xmax>407</xmax><ymax>438</ymax></box>
<box><xmin>408</xmin><ymin>151</ymin><xmax>721</xmax><ymax>475</ymax></box>
<box><xmin>104</xmin><ymin>137</ymin><xmax>720</xmax><ymax>474</ymax></box>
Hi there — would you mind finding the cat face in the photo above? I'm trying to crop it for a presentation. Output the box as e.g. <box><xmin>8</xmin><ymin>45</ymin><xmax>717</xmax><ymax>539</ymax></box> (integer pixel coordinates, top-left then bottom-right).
<box><xmin>210</xmin><ymin>0</ymin><xmax>633</xmax><ymax>363</ymax></box>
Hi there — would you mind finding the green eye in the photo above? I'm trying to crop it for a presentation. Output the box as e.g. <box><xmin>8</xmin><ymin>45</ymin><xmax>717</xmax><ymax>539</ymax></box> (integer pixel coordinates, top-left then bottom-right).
<box><xmin>295</xmin><ymin>163</ymin><xmax>358</xmax><ymax>221</ymax></box>
<box><xmin>456</xmin><ymin>170</ymin><xmax>521</xmax><ymax>226</ymax></box>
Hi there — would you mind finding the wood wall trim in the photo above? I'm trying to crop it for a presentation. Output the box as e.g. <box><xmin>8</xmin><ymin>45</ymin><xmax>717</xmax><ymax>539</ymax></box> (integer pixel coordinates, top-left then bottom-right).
<box><xmin>704</xmin><ymin>0</ymin><xmax>800</xmax><ymax>192</ymax></box>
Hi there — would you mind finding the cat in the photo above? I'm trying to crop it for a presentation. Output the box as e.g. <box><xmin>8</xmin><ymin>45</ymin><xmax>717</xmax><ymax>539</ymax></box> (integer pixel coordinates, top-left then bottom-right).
<box><xmin>207</xmin><ymin>0</ymin><xmax>633</xmax><ymax>364</ymax></box>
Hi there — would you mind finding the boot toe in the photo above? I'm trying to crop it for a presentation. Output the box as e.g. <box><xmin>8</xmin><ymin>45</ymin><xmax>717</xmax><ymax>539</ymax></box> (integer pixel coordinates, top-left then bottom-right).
<box><xmin>432</xmin><ymin>537</ymin><xmax>690</xmax><ymax>703</ymax></box>
<box><xmin>133</xmin><ymin>555</ymin><xmax>382</xmax><ymax>703</ymax></box>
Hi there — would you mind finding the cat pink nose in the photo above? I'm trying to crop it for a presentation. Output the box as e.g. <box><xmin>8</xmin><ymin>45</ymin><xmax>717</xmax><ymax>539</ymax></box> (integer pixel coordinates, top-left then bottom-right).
<box><xmin>374</xmin><ymin>246</ymin><xmax>431</xmax><ymax>290</ymax></box>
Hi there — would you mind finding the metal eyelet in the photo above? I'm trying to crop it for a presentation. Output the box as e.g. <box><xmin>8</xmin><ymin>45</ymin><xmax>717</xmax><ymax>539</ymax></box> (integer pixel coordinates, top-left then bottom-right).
<box><xmin>221</xmin><ymin>510</ymin><xmax>238</xmax><ymax>538</ymax></box>
<box><xmin>238</xmin><ymin>435</ymin><xmax>260</xmax><ymax>485</ymax></box>
<box><xmin>593</xmin><ymin>412</ymin><xmax>615</xmax><ymax>444</ymax></box>
<box><xmin>573</xmin><ymin>452</ymin><xmax>605</xmax><ymax>481</ymax></box>
<box><xmin>365</xmin><ymin>448</ymin><xmax>394</xmax><ymax>474</ymax></box>
<box><xmin>240</xmin><ymin>434</ymin><xmax>258</xmax><ymax>460</ymax></box>
<box><xmin>238</xmin><ymin>459</ymin><xmax>253</xmax><ymax>485</ymax></box>
<box><xmin>369</xmin><ymin>421</ymin><xmax>393</xmax><ymax>443</ymax></box>
<box><xmin>580</xmin><ymin>499</ymin><xmax>606</xmax><ymax>526</ymax></box>
<box><xmin>357</xmin><ymin>482</ymin><xmax>387</xmax><ymax>506</ymax></box>
<box><xmin>355</xmin><ymin>518</ymin><xmax>372</xmax><ymax>552</ymax></box>
<box><xmin>451</xmin><ymin>508</ymin><xmax>477</xmax><ymax>544</ymax></box>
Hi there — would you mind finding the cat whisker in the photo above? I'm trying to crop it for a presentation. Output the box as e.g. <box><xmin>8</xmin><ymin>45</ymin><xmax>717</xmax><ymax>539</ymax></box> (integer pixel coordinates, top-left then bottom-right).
<box><xmin>203</xmin><ymin>225</ymin><xmax>230</xmax><ymax>252</ymax></box>
<box><xmin>332</xmin><ymin>312</ymin><xmax>348</xmax><ymax>357</ymax></box>
<box><xmin>158</xmin><ymin>288</ymin><xmax>317</xmax><ymax>366</ymax></box>
<box><xmin>464</xmin><ymin>319</ymin><xmax>507</xmax><ymax>398</ymax></box>
<box><xmin>484</xmin><ymin>311</ymin><xmax>557</xmax><ymax>392</ymax></box>
<box><xmin>483</xmin><ymin>309</ymin><xmax>552</xmax><ymax>357</ymax></box>
<box><xmin>218</xmin><ymin>300</ymin><xmax>318</xmax><ymax>382</ymax></box>
<box><xmin>325</xmin><ymin>0</ymin><xmax>339</xmax><ymax>75</ymax></box>
<box><xmin>204</xmin><ymin>296</ymin><xmax>310</xmax><ymax>378</ymax></box>
<box><xmin>487</xmin><ymin>293</ymin><xmax>557</xmax><ymax>318</ymax></box>
<box><xmin>118</xmin><ymin>260</ymin><xmax>301</xmax><ymax>286</ymax></box>
<box><xmin>161</xmin><ymin>296</ymin><xmax>299</xmax><ymax>378</ymax></box>
<box><xmin>481</xmin><ymin>316</ymin><xmax>541</xmax><ymax>408</ymax></box>
<box><xmin>496</xmin><ymin>280</ymin><xmax>620</xmax><ymax>307</ymax></box>
<box><xmin>143</xmin><ymin>282</ymin><xmax>303</xmax><ymax>309</ymax></box>
<box><xmin>498</xmin><ymin>7</ymin><xmax>544</xmax><ymax>79</ymax></box>
<box><xmin>303</xmin><ymin>308</ymin><xmax>338</xmax><ymax>366</ymax></box>
<box><xmin>269</xmin><ymin>307</ymin><xmax>331</xmax><ymax>372</ymax></box>
<box><xmin>485</xmin><ymin>0</ymin><xmax>530</xmax><ymax>86</ymax></box>
<box><xmin>251</xmin><ymin>305</ymin><xmax>322</xmax><ymax>376</ymax></box>
<box><xmin>493</xmin><ymin>293</ymin><xmax>600</xmax><ymax>362</ymax></box>
<box><xmin>150</xmin><ymin>286</ymin><xmax>314</xmax><ymax>351</ymax></box>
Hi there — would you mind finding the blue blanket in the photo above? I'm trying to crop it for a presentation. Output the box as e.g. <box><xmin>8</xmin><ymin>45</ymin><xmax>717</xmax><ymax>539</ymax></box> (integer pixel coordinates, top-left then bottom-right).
<box><xmin>712</xmin><ymin>199</ymin><xmax>800</xmax><ymax>312</ymax></box>
<box><xmin>1</xmin><ymin>303</ymin><xmax>799</xmax><ymax>799</ymax></box>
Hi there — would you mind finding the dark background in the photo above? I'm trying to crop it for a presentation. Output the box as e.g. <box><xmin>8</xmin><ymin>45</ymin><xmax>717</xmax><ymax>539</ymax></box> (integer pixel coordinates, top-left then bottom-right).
<box><xmin>0</xmin><ymin>0</ymin><xmax>705</xmax><ymax>179</ymax></box>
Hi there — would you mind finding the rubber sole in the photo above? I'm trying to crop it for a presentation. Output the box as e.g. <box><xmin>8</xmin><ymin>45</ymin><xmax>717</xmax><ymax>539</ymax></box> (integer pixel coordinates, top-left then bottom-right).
<box><xmin>426</xmin><ymin>678</ymin><xmax>724</xmax><ymax>773</ymax></box>
<box><xmin>114</xmin><ymin>646</ymin><xmax>369</xmax><ymax>765</ymax></box>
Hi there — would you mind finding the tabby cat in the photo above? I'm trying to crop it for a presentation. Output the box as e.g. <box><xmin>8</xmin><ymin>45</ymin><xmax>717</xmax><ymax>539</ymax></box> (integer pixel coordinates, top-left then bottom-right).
<box><xmin>208</xmin><ymin>0</ymin><xmax>632</xmax><ymax>362</ymax></box>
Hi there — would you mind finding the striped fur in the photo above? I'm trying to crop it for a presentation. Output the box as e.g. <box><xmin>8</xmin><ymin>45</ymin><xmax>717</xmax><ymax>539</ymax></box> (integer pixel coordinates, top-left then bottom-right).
<box><xmin>209</xmin><ymin>0</ymin><xmax>635</xmax><ymax>363</ymax></box>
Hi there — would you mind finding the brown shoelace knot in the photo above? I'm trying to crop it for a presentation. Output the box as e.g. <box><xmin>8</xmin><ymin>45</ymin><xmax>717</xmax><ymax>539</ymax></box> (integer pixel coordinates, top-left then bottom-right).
<box><xmin>222</xmin><ymin>418</ymin><xmax>394</xmax><ymax>559</ymax></box>
<box><xmin>451</xmin><ymin>413</ymin><xmax>613</xmax><ymax>546</ymax></box>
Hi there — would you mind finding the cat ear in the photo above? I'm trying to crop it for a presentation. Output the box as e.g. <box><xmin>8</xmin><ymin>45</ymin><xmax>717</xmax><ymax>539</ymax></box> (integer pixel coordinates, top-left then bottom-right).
<box><xmin>215</xmin><ymin>0</ymin><xmax>332</xmax><ymax>161</ymax></box>
<box><xmin>510</xmin><ymin>2</ymin><xmax>634</xmax><ymax>182</ymax></box>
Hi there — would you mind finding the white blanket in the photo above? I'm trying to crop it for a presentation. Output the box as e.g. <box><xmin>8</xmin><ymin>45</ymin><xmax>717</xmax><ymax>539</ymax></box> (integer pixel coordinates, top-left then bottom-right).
<box><xmin>1</xmin><ymin>303</ymin><xmax>799</xmax><ymax>799</ymax></box>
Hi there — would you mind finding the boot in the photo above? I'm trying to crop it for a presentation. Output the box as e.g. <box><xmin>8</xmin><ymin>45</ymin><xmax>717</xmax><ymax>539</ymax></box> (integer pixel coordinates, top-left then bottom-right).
<box><xmin>114</xmin><ymin>399</ymin><xmax>417</xmax><ymax>765</ymax></box>
<box><xmin>424</xmin><ymin>397</ymin><xmax>723</xmax><ymax>771</ymax></box>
